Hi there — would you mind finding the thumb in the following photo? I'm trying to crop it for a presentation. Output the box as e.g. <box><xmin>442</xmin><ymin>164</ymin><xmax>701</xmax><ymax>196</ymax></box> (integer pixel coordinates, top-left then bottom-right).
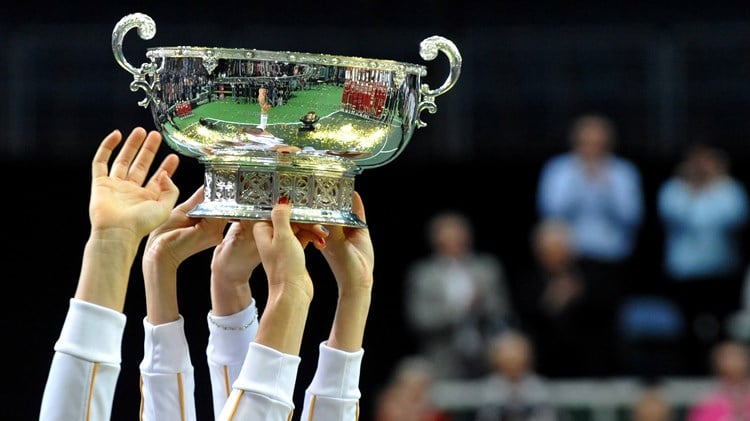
<box><xmin>270</xmin><ymin>198</ymin><xmax>294</xmax><ymax>240</ymax></box>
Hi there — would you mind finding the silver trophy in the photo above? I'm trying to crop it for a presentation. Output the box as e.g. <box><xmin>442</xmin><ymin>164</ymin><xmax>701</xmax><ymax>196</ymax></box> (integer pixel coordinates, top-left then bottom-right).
<box><xmin>112</xmin><ymin>13</ymin><xmax>462</xmax><ymax>227</ymax></box>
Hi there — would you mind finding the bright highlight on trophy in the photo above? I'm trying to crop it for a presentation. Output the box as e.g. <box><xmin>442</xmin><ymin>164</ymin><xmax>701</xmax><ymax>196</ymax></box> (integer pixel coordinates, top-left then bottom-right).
<box><xmin>112</xmin><ymin>13</ymin><xmax>462</xmax><ymax>227</ymax></box>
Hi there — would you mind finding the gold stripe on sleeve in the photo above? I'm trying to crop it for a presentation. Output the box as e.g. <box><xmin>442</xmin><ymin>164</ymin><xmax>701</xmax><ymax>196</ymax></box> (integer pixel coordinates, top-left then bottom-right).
<box><xmin>177</xmin><ymin>372</ymin><xmax>186</xmax><ymax>421</ymax></box>
<box><xmin>139</xmin><ymin>376</ymin><xmax>145</xmax><ymax>420</ymax></box>
<box><xmin>86</xmin><ymin>363</ymin><xmax>99</xmax><ymax>421</ymax></box>
<box><xmin>223</xmin><ymin>365</ymin><xmax>231</xmax><ymax>397</ymax></box>
<box><xmin>307</xmin><ymin>395</ymin><xmax>317</xmax><ymax>420</ymax></box>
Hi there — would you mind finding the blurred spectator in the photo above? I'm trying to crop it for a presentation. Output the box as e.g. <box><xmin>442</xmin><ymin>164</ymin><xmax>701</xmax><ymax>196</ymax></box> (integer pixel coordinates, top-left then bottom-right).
<box><xmin>404</xmin><ymin>210</ymin><xmax>515</xmax><ymax>380</ymax></box>
<box><xmin>516</xmin><ymin>218</ymin><xmax>619</xmax><ymax>377</ymax></box>
<box><xmin>536</xmin><ymin>112</ymin><xmax>644</xmax><ymax>271</ymax></box>
<box><xmin>687</xmin><ymin>340</ymin><xmax>750</xmax><ymax>421</ymax></box>
<box><xmin>473</xmin><ymin>330</ymin><xmax>557</xmax><ymax>421</ymax></box>
<box><xmin>535</xmin><ymin>113</ymin><xmax>643</xmax><ymax>376</ymax></box>
<box><xmin>630</xmin><ymin>385</ymin><xmax>674</xmax><ymax>421</ymax></box>
<box><xmin>657</xmin><ymin>142</ymin><xmax>749</xmax><ymax>373</ymax></box>
<box><xmin>375</xmin><ymin>356</ymin><xmax>451</xmax><ymax>421</ymax></box>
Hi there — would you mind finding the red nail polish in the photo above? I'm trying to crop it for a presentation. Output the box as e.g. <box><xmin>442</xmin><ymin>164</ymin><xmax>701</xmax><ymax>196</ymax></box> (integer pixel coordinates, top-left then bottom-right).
<box><xmin>278</xmin><ymin>196</ymin><xmax>290</xmax><ymax>204</ymax></box>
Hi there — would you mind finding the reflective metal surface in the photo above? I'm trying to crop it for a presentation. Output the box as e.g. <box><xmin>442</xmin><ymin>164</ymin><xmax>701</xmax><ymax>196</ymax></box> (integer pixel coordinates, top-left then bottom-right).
<box><xmin>113</xmin><ymin>12</ymin><xmax>462</xmax><ymax>226</ymax></box>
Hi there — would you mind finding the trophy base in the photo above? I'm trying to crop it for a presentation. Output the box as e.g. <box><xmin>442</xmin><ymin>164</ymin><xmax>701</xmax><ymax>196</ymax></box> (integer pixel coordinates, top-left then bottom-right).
<box><xmin>188</xmin><ymin>203</ymin><xmax>367</xmax><ymax>227</ymax></box>
<box><xmin>195</xmin><ymin>155</ymin><xmax>366</xmax><ymax>228</ymax></box>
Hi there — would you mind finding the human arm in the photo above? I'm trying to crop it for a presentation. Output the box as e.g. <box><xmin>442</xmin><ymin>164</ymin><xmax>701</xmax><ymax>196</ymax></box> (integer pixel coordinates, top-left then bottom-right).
<box><xmin>207</xmin><ymin>210</ymin><xmax>327</xmax><ymax>419</ymax></box>
<box><xmin>536</xmin><ymin>155</ymin><xmax>583</xmax><ymax>219</ymax></box>
<box><xmin>692</xmin><ymin>179</ymin><xmax>749</xmax><ymax>230</ymax></box>
<box><xmin>206</xmin><ymin>220</ymin><xmax>261</xmax><ymax>419</ymax></box>
<box><xmin>301</xmin><ymin>191</ymin><xmax>375</xmax><ymax>420</ymax></box>
<box><xmin>40</xmin><ymin>127</ymin><xmax>180</xmax><ymax>421</ymax></box>
<box><xmin>601</xmin><ymin>160</ymin><xmax>644</xmax><ymax>228</ymax></box>
<box><xmin>139</xmin><ymin>185</ymin><xmax>227</xmax><ymax>421</ymax></box>
<box><xmin>657</xmin><ymin>178</ymin><xmax>691</xmax><ymax>229</ymax></box>
<box><xmin>218</xmin><ymin>198</ymin><xmax>315</xmax><ymax>420</ymax></box>
<box><xmin>657</xmin><ymin>177</ymin><xmax>749</xmax><ymax>230</ymax></box>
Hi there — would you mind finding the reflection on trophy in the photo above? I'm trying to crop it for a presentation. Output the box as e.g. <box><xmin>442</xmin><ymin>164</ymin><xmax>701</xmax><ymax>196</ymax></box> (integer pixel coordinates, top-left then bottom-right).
<box><xmin>112</xmin><ymin>13</ymin><xmax>462</xmax><ymax>227</ymax></box>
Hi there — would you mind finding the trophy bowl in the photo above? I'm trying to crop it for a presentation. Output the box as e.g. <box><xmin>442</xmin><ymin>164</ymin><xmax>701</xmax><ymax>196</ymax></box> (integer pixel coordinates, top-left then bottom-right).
<box><xmin>113</xmin><ymin>13</ymin><xmax>462</xmax><ymax>227</ymax></box>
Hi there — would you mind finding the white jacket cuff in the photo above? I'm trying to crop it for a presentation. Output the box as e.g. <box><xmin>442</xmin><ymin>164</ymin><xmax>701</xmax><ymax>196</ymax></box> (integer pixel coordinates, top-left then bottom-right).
<box><xmin>206</xmin><ymin>300</ymin><xmax>258</xmax><ymax>366</ymax></box>
<box><xmin>54</xmin><ymin>298</ymin><xmax>126</xmax><ymax>365</ymax></box>
<box><xmin>140</xmin><ymin>316</ymin><xmax>192</xmax><ymax>373</ymax></box>
<box><xmin>232</xmin><ymin>342</ymin><xmax>301</xmax><ymax>408</ymax></box>
<box><xmin>307</xmin><ymin>341</ymin><xmax>364</xmax><ymax>399</ymax></box>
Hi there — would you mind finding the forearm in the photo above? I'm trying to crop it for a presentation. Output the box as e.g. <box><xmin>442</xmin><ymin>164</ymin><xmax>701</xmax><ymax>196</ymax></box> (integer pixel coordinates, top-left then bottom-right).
<box><xmin>142</xmin><ymin>257</ymin><xmax>180</xmax><ymax>325</ymax></box>
<box><xmin>254</xmin><ymin>288</ymin><xmax>311</xmax><ymax>355</ymax></box>
<box><xmin>210</xmin><ymin>277</ymin><xmax>253</xmax><ymax>316</ymax></box>
<box><xmin>74</xmin><ymin>234</ymin><xmax>141</xmax><ymax>312</ymax></box>
<box><xmin>328</xmin><ymin>293</ymin><xmax>371</xmax><ymax>352</ymax></box>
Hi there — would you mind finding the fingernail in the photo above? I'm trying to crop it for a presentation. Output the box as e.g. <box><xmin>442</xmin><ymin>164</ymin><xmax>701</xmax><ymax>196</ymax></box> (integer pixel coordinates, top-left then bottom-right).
<box><xmin>278</xmin><ymin>195</ymin><xmax>290</xmax><ymax>204</ymax></box>
<box><xmin>320</xmin><ymin>225</ymin><xmax>329</xmax><ymax>233</ymax></box>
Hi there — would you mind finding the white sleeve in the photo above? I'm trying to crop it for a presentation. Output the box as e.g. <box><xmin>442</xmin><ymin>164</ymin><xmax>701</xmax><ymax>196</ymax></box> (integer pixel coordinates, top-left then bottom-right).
<box><xmin>39</xmin><ymin>298</ymin><xmax>126</xmax><ymax>421</ymax></box>
<box><xmin>300</xmin><ymin>342</ymin><xmax>364</xmax><ymax>420</ymax></box>
<box><xmin>139</xmin><ymin>316</ymin><xmax>196</xmax><ymax>421</ymax></box>
<box><xmin>206</xmin><ymin>301</ymin><xmax>259</xmax><ymax>420</ymax></box>
<box><xmin>217</xmin><ymin>342</ymin><xmax>300</xmax><ymax>421</ymax></box>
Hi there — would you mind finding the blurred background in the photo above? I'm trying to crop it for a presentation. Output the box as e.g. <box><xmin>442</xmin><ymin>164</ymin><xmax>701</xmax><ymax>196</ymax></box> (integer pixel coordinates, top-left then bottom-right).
<box><xmin>8</xmin><ymin>1</ymin><xmax>750</xmax><ymax>420</ymax></box>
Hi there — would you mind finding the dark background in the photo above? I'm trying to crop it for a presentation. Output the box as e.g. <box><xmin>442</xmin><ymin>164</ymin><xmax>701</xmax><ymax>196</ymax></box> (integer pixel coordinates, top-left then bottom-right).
<box><xmin>6</xmin><ymin>1</ymin><xmax>750</xmax><ymax>420</ymax></box>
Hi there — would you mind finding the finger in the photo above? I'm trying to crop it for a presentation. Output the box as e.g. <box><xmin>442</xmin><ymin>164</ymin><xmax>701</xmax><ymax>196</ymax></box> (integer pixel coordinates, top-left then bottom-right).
<box><xmin>158</xmin><ymin>154</ymin><xmax>180</xmax><ymax>178</ymax></box>
<box><xmin>292</xmin><ymin>223</ymin><xmax>329</xmax><ymax>238</ymax></box>
<box><xmin>238</xmin><ymin>220</ymin><xmax>257</xmax><ymax>239</ymax></box>
<box><xmin>352</xmin><ymin>191</ymin><xmax>366</xmax><ymax>224</ymax></box>
<box><xmin>146</xmin><ymin>153</ymin><xmax>180</xmax><ymax>196</ymax></box>
<box><xmin>297</xmin><ymin>230</ymin><xmax>326</xmax><ymax>249</ymax></box>
<box><xmin>200</xmin><ymin>216</ymin><xmax>230</xmax><ymax>241</ymax></box>
<box><xmin>174</xmin><ymin>185</ymin><xmax>205</xmax><ymax>215</ymax></box>
<box><xmin>253</xmin><ymin>220</ymin><xmax>274</xmax><ymax>251</ymax></box>
<box><xmin>270</xmin><ymin>198</ymin><xmax>294</xmax><ymax>240</ymax></box>
<box><xmin>127</xmin><ymin>130</ymin><xmax>163</xmax><ymax>185</ymax></box>
<box><xmin>154</xmin><ymin>170</ymin><xmax>180</xmax><ymax>210</ymax></box>
<box><xmin>110</xmin><ymin>127</ymin><xmax>147</xmax><ymax>179</ymax></box>
<box><xmin>225</xmin><ymin>221</ymin><xmax>244</xmax><ymax>238</ymax></box>
<box><xmin>92</xmin><ymin>130</ymin><xmax>122</xmax><ymax>179</ymax></box>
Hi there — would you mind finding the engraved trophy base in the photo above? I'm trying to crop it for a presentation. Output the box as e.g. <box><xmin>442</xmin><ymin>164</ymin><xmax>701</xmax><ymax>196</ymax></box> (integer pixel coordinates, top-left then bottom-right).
<box><xmin>192</xmin><ymin>152</ymin><xmax>366</xmax><ymax>227</ymax></box>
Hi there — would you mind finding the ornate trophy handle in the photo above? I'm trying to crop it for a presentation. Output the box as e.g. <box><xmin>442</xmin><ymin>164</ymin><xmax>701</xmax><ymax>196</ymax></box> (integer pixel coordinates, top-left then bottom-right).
<box><xmin>416</xmin><ymin>35</ymin><xmax>463</xmax><ymax>128</ymax></box>
<box><xmin>112</xmin><ymin>13</ymin><xmax>161</xmax><ymax>108</ymax></box>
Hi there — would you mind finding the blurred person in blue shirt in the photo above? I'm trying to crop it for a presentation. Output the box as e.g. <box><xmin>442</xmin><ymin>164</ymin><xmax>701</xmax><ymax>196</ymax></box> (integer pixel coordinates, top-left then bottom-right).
<box><xmin>536</xmin><ymin>114</ymin><xmax>644</xmax><ymax>376</ymax></box>
<box><xmin>537</xmin><ymin>113</ymin><xmax>645</xmax><ymax>267</ymax></box>
<box><xmin>658</xmin><ymin>142</ymin><xmax>748</xmax><ymax>282</ymax></box>
<box><xmin>657</xmin><ymin>142</ymin><xmax>749</xmax><ymax>374</ymax></box>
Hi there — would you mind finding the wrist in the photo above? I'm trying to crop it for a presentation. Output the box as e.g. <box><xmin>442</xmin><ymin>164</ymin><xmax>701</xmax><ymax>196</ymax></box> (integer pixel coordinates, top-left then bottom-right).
<box><xmin>143</xmin><ymin>274</ymin><xmax>179</xmax><ymax>325</ymax></box>
<box><xmin>268</xmin><ymin>274</ymin><xmax>314</xmax><ymax>303</ymax></box>
<box><xmin>255</xmin><ymin>291</ymin><xmax>311</xmax><ymax>355</ymax></box>
<box><xmin>85</xmin><ymin>231</ymin><xmax>141</xmax><ymax>260</ymax></box>
<box><xmin>267</xmin><ymin>284</ymin><xmax>314</xmax><ymax>308</ymax></box>
<box><xmin>210</xmin><ymin>280</ymin><xmax>253</xmax><ymax>316</ymax></box>
<box><xmin>338</xmin><ymin>285</ymin><xmax>373</xmax><ymax>304</ymax></box>
<box><xmin>88</xmin><ymin>227</ymin><xmax>142</xmax><ymax>252</ymax></box>
<box><xmin>74</xmin><ymin>236</ymin><xmax>141</xmax><ymax>312</ymax></box>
